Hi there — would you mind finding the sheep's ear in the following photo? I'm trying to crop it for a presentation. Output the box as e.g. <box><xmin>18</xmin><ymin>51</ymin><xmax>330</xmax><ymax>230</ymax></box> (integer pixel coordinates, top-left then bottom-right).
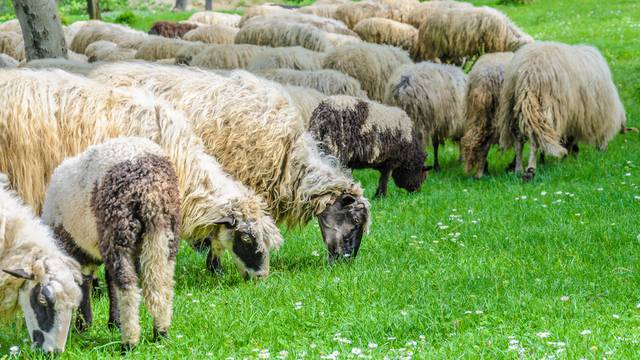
<box><xmin>214</xmin><ymin>216</ymin><xmax>235</xmax><ymax>228</ymax></box>
<box><xmin>3</xmin><ymin>268</ymin><xmax>35</xmax><ymax>280</ymax></box>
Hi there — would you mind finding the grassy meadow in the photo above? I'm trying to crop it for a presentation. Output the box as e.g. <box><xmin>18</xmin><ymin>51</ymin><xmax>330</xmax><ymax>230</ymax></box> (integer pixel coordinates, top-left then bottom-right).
<box><xmin>1</xmin><ymin>0</ymin><xmax>640</xmax><ymax>358</ymax></box>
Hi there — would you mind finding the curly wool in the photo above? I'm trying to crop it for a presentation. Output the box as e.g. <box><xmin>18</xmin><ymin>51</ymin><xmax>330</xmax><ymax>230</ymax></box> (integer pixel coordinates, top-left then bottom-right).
<box><xmin>497</xmin><ymin>42</ymin><xmax>626</xmax><ymax>157</ymax></box>
<box><xmin>256</xmin><ymin>68</ymin><xmax>368</xmax><ymax>98</ymax></box>
<box><xmin>0</xmin><ymin>53</ymin><xmax>17</xmax><ymax>68</ymax></box>
<box><xmin>323</xmin><ymin>42</ymin><xmax>411</xmax><ymax>102</ymax></box>
<box><xmin>85</xmin><ymin>40</ymin><xmax>136</xmax><ymax>62</ymax></box>
<box><xmin>353</xmin><ymin>17</ymin><xmax>417</xmax><ymax>51</ymax></box>
<box><xmin>189</xmin><ymin>11</ymin><xmax>242</xmax><ymax>28</ymax></box>
<box><xmin>412</xmin><ymin>6</ymin><xmax>533</xmax><ymax>63</ymax></box>
<box><xmin>459</xmin><ymin>52</ymin><xmax>513</xmax><ymax>177</ymax></box>
<box><xmin>247</xmin><ymin>46</ymin><xmax>325</xmax><ymax>71</ymax></box>
<box><xmin>189</xmin><ymin>44</ymin><xmax>266</xmax><ymax>69</ymax></box>
<box><xmin>0</xmin><ymin>177</ymin><xmax>81</xmax><ymax>322</ymax></box>
<box><xmin>183</xmin><ymin>24</ymin><xmax>239</xmax><ymax>44</ymax></box>
<box><xmin>385</xmin><ymin>61</ymin><xmax>467</xmax><ymax>147</ymax></box>
<box><xmin>89</xmin><ymin>63</ymin><xmax>367</xmax><ymax>227</ymax></box>
<box><xmin>0</xmin><ymin>69</ymin><xmax>281</xmax><ymax>250</ymax></box>
<box><xmin>235</xmin><ymin>20</ymin><xmax>331</xmax><ymax>52</ymax></box>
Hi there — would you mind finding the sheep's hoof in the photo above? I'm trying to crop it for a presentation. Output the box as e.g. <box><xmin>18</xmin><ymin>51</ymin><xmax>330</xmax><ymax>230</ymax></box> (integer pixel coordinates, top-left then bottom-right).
<box><xmin>120</xmin><ymin>343</ymin><xmax>136</xmax><ymax>354</ymax></box>
<box><xmin>522</xmin><ymin>168</ymin><xmax>535</xmax><ymax>182</ymax></box>
<box><xmin>153</xmin><ymin>328</ymin><xmax>168</xmax><ymax>341</ymax></box>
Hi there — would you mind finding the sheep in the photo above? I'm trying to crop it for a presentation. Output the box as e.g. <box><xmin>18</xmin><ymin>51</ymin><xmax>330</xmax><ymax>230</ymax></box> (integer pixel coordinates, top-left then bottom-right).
<box><xmin>84</xmin><ymin>40</ymin><xmax>136</xmax><ymax>63</ymax></box>
<box><xmin>189</xmin><ymin>44</ymin><xmax>266</xmax><ymax>69</ymax></box>
<box><xmin>256</xmin><ymin>68</ymin><xmax>368</xmax><ymax>98</ymax></box>
<box><xmin>235</xmin><ymin>20</ymin><xmax>331</xmax><ymax>52</ymax></box>
<box><xmin>89</xmin><ymin>63</ymin><xmax>370</xmax><ymax>260</ymax></box>
<box><xmin>353</xmin><ymin>17</ymin><xmax>417</xmax><ymax>52</ymax></box>
<box><xmin>148</xmin><ymin>21</ymin><xmax>198</xmax><ymax>39</ymax></box>
<box><xmin>334</xmin><ymin>1</ymin><xmax>390</xmax><ymax>29</ymax></box>
<box><xmin>188</xmin><ymin>11</ymin><xmax>241</xmax><ymax>28</ymax></box>
<box><xmin>412</xmin><ymin>6</ymin><xmax>533</xmax><ymax>64</ymax></box>
<box><xmin>135</xmin><ymin>36</ymin><xmax>197</xmax><ymax>61</ymax></box>
<box><xmin>0</xmin><ymin>19</ymin><xmax>21</xmax><ymax>32</ymax></box>
<box><xmin>324</xmin><ymin>32</ymin><xmax>363</xmax><ymax>47</ymax></box>
<box><xmin>385</xmin><ymin>61</ymin><xmax>467</xmax><ymax>171</ymax></box>
<box><xmin>296</xmin><ymin>4</ymin><xmax>341</xmax><ymax>19</ymax></box>
<box><xmin>0</xmin><ymin>53</ymin><xmax>17</xmax><ymax>68</ymax></box>
<box><xmin>70</xmin><ymin>23</ymin><xmax>148</xmax><ymax>54</ymax></box>
<box><xmin>42</xmin><ymin>138</ymin><xmax>180</xmax><ymax>350</ymax></box>
<box><xmin>309</xmin><ymin>95</ymin><xmax>427</xmax><ymax>197</ymax></box>
<box><xmin>239</xmin><ymin>5</ymin><xmax>294</xmax><ymax>27</ymax></box>
<box><xmin>403</xmin><ymin>0</ymin><xmax>472</xmax><ymax>28</ymax></box>
<box><xmin>497</xmin><ymin>42</ymin><xmax>626</xmax><ymax>182</ymax></box>
<box><xmin>0</xmin><ymin>69</ymin><xmax>283</xmax><ymax>285</ymax></box>
<box><xmin>459</xmin><ymin>52</ymin><xmax>514</xmax><ymax>178</ymax></box>
<box><xmin>284</xmin><ymin>85</ymin><xmax>327</xmax><ymax>127</ymax></box>
<box><xmin>323</xmin><ymin>42</ymin><xmax>412</xmax><ymax>102</ymax></box>
<box><xmin>20</xmin><ymin>58</ymin><xmax>97</xmax><ymax>75</ymax></box>
<box><xmin>247</xmin><ymin>46</ymin><xmax>326</xmax><ymax>71</ymax></box>
<box><xmin>0</xmin><ymin>174</ymin><xmax>82</xmax><ymax>353</ymax></box>
<box><xmin>0</xmin><ymin>31</ymin><xmax>25</xmax><ymax>61</ymax></box>
<box><xmin>183</xmin><ymin>24</ymin><xmax>239</xmax><ymax>44</ymax></box>
<box><xmin>244</xmin><ymin>13</ymin><xmax>356</xmax><ymax>36</ymax></box>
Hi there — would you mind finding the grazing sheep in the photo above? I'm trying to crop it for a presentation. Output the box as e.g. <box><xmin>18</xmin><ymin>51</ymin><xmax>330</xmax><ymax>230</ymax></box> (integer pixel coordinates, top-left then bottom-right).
<box><xmin>174</xmin><ymin>42</ymin><xmax>207</xmax><ymax>65</ymax></box>
<box><xmin>309</xmin><ymin>96</ymin><xmax>427</xmax><ymax>197</ymax></box>
<box><xmin>284</xmin><ymin>85</ymin><xmax>327</xmax><ymax>127</ymax></box>
<box><xmin>247</xmin><ymin>46</ymin><xmax>325</xmax><ymax>71</ymax></box>
<box><xmin>385</xmin><ymin>62</ymin><xmax>467</xmax><ymax>171</ymax></box>
<box><xmin>0</xmin><ymin>174</ymin><xmax>82</xmax><ymax>353</ymax></box>
<box><xmin>244</xmin><ymin>14</ymin><xmax>356</xmax><ymax>36</ymax></box>
<box><xmin>189</xmin><ymin>11</ymin><xmax>241</xmax><ymax>28</ymax></box>
<box><xmin>460</xmin><ymin>52</ymin><xmax>514</xmax><ymax>178</ymax></box>
<box><xmin>0</xmin><ymin>53</ymin><xmax>17</xmax><ymax>68</ymax></box>
<box><xmin>42</xmin><ymin>138</ymin><xmax>180</xmax><ymax>350</ymax></box>
<box><xmin>183</xmin><ymin>24</ymin><xmax>239</xmax><ymax>44</ymax></box>
<box><xmin>89</xmin><ymin>63</ymin><xmax>370</xmax><ymax>260</ymax></box>
<box><xmin>413</xmin><ymin>6</ymin><xmax>533</xmax><ymax>64</ymax></box>
<box><xmin>85</xmin><ymin>40</ymin><xmax>136</xmax><ymax>62</ymax></box>
<box><xmin>403</xmin><ymin>0</ymin><xmax>472</xmax><ymax>28</ymax></box>
<box><xmin>0</xmin><ymin>31</ymin><xmax>25</xmax><ymax>61</ymax></box>
<box><xmin>353</xmin><ymin>17</ymin><xmax>417</xmax><ymax>51</ymax></box>
<box><xmin>256</xmin><ymin>68</ymin><xmax>368</xmax><ymax>98</ymax></box>
<box><xmin>323</xmin><ymin>42</ymin><xmax>412</xmax><ymax>102</ymax></box>
<box><xmin>239</xmin><ymin>5</ymin><xmax>294</xmax><ymax>27</ymax></box>
<box><xmin>20</xmin><ymin>58</ymin><xmax>97</xmax><ymax>75</ymax></box>
<box><xmin>135</xmin><ymin>36</ymin><xmax>196</xmax><ymax>61</ymax></box>
<box><xmin>334</xmin><ymin>1</ymin><xmax>390</xmax><ymax>29</ymax></box>
<box><xmin>235</xmin><ymin>20</ymin><xmax>331</xmax><ymax>52</ymax></box>
<box><xmin>70</xmin><ymin>23</ymin><xmax>148</xmax><ymax>54</ymax></box>
<box><xmin>0</xmin><ymin>69</ymin><xmax>282</xmax><ymax>285</ymax></box>
<box><xmin>148</xmin><ymin>21</ymin><xmax>198</xmax><ymax>39</ymax></box>
<box><xmin>189</xmin><ymin>44</ymin><xmax>266</xmax><ymax>69</ymax></box>
<box><xmin>497</xmin><ymin>42</ymin><xmax>626</xmax><ymax>181</ymax></box>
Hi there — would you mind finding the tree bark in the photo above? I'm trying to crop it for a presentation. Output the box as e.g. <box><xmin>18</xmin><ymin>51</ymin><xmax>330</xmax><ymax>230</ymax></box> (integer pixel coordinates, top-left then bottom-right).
<box><xmin>87</xmin><ymin>0</ymin><xmax>100</xmax><ymax>19</ymax></box>
<box><xmin>173</xmin><ymin>0</ymin><xmax>187</xmax><ymax>11</ymax></box>
<box><xmin>12</xmin><ymin>0</ymin><xmax>67</xmax><ymax>60</ymax></box>
<box><xmin>205</xmin><ymin>0</ymin><xmax>212</xmax><ymax>11</ymax></box>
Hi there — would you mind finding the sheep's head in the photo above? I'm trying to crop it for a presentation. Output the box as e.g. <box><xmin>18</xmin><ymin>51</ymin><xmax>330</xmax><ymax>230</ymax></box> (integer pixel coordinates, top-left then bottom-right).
<box><xmin>3</xmin><ymin>256</ymin><xmax>82</xmax><ymax>354</ymax></box>
<box><xmin>318</xmin><ymin>193</ymin><xmax>370</xmax><ymax>261</ymax></box>
<box><xmin>392</xmin><ymin>147</ymin><xmax>429</xmax><ymax>192</ymax></box>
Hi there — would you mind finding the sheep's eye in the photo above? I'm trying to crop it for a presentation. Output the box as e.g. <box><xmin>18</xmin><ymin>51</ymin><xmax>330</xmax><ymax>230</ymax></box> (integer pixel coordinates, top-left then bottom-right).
<box><xmin>38</xmin><ymin>294</ymin><xmax>47</xmax><ymax>305</ymax></box>
<box><xmin>241</xmin><ymin>234</ymin><xmax>252</xmax><ymax>243</ymax></box>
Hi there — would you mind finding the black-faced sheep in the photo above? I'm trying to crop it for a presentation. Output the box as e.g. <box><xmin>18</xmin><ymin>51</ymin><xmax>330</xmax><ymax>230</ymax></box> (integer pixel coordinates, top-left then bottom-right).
<box><xmin>148</xmin><ymin>21</ymin><xmax>198</xmax><ymax>39</ymax></box>
<box><xmin>323</xmin><ymin>42</ymin><xmax>412</xmax><ymax>102</ymax></box>
<box><xmin>0</xmin><ymin>174</ymin><xmax>82</xmax><ymax>353</ymax></box>
<box><xmin>385</xmin><ymin>61</ymin><xmax>467</xmax><ymax>171</ymax></box>
<box><xmin>309</xmin><ymin>96</ymin><xmax>427</xmax><ymax>197</ymax></box>
<box><xmin>497</xmin><ymin>42</ymin><xmax>626</xmax><ymax>182</ymax></box>
<box><xmin>89</xmin><ymin>63</ymin><xmax>370</xmax><ymax>260</ymax></box>
<box><xmin>42</xmin><ymin>138</ymin><xmax>181</xmax><ymax>350</ymax></box>
<box><xmin>183</xmin><ymin>24</ymin><xmax>239</xmax><ymax>44</ymax></box>
<box><xmin>189</xmin><ymin>11</ymin><xmax>242</xmax><ymax>28</ymax></box>
<box><xmin>412</xmin><ymin>6</ymin><xmax>533</xmax><ymax>64</ymax></box>
<box><xmin>256</xmin><ymin>68</ymin><xmax>368</xmax><ymax>98</ymax></box>
<box><xmin>460</xmin><ymin>52</ymin><xmax>514</xmax><ymax>178</ymax></box>
<box><xmin>0</xmin><ymin>69</ymin><xmax>282</xmax><ymax>280</ymax></box>
<box><xmin>353</xmin><ymin>17</ymin><xmax>417</xmax><ymax>52</ymax></box>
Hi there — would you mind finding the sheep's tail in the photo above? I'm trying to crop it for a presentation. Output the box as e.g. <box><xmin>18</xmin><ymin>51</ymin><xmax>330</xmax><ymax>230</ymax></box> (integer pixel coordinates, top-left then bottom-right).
<box><xmin>520</xmin><ymin>95</ymin><xmax>567</xmax><ymax>157</ymax></box>
<box><xmin>140</xmin><ymin>228</ymin><xmax>176</xmax><ymax>333</ymax></box>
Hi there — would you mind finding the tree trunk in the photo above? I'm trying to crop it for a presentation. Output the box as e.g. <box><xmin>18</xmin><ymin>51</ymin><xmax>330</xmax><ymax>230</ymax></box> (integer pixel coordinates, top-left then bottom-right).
<box><xmin>205</xmin><ymin>0</ymin><xmax>212</xmax><ymax>10</ymax></box>
<box><xmin>12</xmin><ymin>0</ymin><xmax>67</xmax><ymax>60</ymax></box>
<box><xmin>173</xmin><ymin>0</ymin><xmax>187</xmax><ymax>11</ymax></box>
<box><xmin>87</xmin><ymin>0</ymin><xmax>100</xmax><ymax>19</ymax></box>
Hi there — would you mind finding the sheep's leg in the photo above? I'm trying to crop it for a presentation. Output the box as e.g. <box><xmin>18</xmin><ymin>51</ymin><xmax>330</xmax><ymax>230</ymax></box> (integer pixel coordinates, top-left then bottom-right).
<box><xmin>106</xmin><ymin>254</ymin><xmax>141</xmax><ymax>351</ymax></box>
<box><xmin>374</xmin><ymin>166</ymin><xmax>392</xmax><ymax>198</ymax></box>
<box><xmin>475</xmin><ymin>143</ymin><xmax>492</xmax><ymax>179</ymax></box>
<box><xmin>523</xmin><ymin>141</ymin><xmax>537</xmax><ymax>182</ymax></box>
<box><xmin>106</xmin><ymin>270</ymin><xmax>120</xmax><ymax>330</ymax></box>
<box><xmin>513</xmin><ymin>140</ymin><xmax>524</xmax><ymax>173</ymax></box>
<box><xmin>75</xmin><ymin>272</ymin><xmax>94</xmax><ymax>332</ymax></box>
<box><xmin>432</xmin><ymin>135</ymin><xmax>441</xmax><ymax>172</ymax></box>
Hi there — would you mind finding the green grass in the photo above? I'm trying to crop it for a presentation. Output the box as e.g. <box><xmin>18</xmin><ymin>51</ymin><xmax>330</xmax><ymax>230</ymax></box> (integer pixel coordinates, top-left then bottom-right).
<box><xmin>2</xmin><ymin>0</ymin><xmax>640</xmax><ymax>358</ymax></box>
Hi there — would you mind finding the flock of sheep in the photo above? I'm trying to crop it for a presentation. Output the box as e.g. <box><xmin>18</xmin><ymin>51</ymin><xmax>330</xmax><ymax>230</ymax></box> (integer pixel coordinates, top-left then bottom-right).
<box><xmin>0</xmin><ymin>0</ymin><xmax>631</xmax><ymax>354</ymax></box>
